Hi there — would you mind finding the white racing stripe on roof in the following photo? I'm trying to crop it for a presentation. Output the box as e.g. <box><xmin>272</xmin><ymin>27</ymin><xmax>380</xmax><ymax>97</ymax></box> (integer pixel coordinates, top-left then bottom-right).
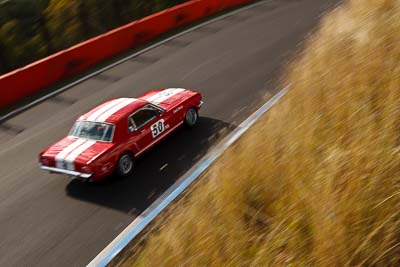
<box><xmin>86</xmin><ymin>98</ymin><xmax>127</xmax><ymax>122</ymax></box>
<box><xmin>145</xmin><ymin>88</ymin><xmax>185</xmax><ymax>104</ymax></box>
<box><xmin>96</xmin><ymin>98</ymin><xmax>137</xmax><ymax>122</ymax></box>
<box><xmin>64</xmin><ymin>140</ymin><xmax>97</xmax><ymax>171</ymax></box>
<box><xmin>55</xmin><ymin>139</ymin><xmax>86</xmax><ymax>169</ymax></box>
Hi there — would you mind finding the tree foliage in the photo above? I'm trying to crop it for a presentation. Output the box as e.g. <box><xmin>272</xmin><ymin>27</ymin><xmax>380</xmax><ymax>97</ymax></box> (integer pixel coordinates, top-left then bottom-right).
<box><xmin>0</xmin><ymin>0</ymin><xmax>189</xmax><ymax>75</ymax></box>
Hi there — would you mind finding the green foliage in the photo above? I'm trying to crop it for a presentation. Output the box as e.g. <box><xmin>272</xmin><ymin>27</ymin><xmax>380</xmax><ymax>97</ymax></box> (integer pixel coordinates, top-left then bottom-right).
<box><xmin>154</xmin><ymin>0</ymin><xmax>188</xmax><ymax>11</ymax></box>
<box><xmin>45</xmin><ymin>0</ymin><xmax>82</xmax><ymax>49</ymax></box>
<box><xmin>0</xmin><ymin>19</ymin><xmax>46</xmax><ymax>71</ymax></box>
<box><xmin>0</xmin><ymin>0</ymin><xmax>189</xmax><ymax>75</ymax></box>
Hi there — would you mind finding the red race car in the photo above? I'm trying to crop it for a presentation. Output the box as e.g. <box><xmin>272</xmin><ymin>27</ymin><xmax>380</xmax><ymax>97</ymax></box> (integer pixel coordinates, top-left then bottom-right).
<box><xmin>39</xmin><ymin>88</ymin><xmax>203</xmax><ymax>182</ymax></box>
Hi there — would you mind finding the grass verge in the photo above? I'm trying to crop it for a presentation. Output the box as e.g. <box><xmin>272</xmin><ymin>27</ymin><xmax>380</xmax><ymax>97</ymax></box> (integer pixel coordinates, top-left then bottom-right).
<box><xmin>123</xmin><ymin>0</ymin><xmax>400</xmax><ymax>265</ymax></box>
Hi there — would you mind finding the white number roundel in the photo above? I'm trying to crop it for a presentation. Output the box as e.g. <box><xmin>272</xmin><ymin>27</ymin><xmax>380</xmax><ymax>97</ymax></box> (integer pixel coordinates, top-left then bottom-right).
<box><xmin>151</xmin><ymin>119</ymin><xmax>165</xmax><ymax>138</ymax></box>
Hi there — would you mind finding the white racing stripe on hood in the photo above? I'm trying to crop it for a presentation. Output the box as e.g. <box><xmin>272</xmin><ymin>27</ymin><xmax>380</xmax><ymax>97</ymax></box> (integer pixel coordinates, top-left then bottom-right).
<box><xmin>86</xmin><ymin>98</ymin><xmax>127</xmax><ymax>122</ymax></box>
<box><xmin>55</xmin><ymin>139</ymin><xmax>86</xmax><ymax>169</ymax></box>
<box><xmin>64</xmin><ymin>140</ymin><xmax>97</xmax><ymax>171</ymax></box>
<box><xmin>145</xmin><ymin>88</ymin><xmax>185</xmax><ymax>104</ymax></box>
<box><xmin>96</xmin><ymin>98</ymin><xmax>137</xmax><ymax>122</ymax></box>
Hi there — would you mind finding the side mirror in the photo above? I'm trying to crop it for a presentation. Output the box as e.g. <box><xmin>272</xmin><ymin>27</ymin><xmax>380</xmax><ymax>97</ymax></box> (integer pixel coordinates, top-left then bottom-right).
<box><xmin>128</xmin><ymin>126</ymin><xmax>136</xmax><ymax>133</ymax></box>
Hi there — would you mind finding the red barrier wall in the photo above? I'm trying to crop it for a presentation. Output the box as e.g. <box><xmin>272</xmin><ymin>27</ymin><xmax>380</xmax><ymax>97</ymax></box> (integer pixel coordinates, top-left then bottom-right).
<box><xmin>0</xmin><ymin>0</ymin><xmax>252</xmax><ymax>109</ymax></box>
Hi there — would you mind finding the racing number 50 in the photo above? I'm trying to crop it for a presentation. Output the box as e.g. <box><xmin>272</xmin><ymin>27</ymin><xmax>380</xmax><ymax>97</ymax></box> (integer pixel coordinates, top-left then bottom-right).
<box><xmin>151</xmin><ymin>119</ymin><xmax>165</xmax><ymax>138</ymax></box>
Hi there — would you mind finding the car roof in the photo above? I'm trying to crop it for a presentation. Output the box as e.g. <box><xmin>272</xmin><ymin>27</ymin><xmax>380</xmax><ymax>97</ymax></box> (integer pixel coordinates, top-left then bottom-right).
<box><xmin>78</xmin><ymin>98</ymin><xmax>148</xmax><ymax>124</ymax></box>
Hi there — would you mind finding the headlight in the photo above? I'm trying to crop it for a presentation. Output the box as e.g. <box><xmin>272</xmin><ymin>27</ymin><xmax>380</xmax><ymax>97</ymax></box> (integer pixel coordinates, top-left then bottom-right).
<box><xmin>81</xmin><ymin>165</ymin><xmax>91</xmax><ymax>173</ymax></box>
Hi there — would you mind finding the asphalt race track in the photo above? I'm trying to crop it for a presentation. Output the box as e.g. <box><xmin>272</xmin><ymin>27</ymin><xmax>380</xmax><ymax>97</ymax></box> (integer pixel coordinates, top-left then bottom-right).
<box><xmin>0</xmin><ymin>0</ymin><xmax>340</xmax><ymax>266</ymax></box>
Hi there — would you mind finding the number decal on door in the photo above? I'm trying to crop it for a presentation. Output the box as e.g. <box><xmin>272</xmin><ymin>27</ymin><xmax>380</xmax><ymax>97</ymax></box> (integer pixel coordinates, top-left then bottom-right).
<box><xmin>151</xmin><ymin>119</ymin><xmax>165</xmax><ymax>138</ymax></box>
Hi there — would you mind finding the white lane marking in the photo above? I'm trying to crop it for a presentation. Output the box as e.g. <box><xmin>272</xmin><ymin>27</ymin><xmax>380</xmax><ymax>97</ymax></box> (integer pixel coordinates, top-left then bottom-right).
<box><xmin>160</xmin><ymin>163</ymin><xmax>168</xmax><ymax>171</ymax></box>
<box><xmin>144</xmin><ymin>88</ymin><xmax>185</xmax><ymax>104</ymax></box>
<box><xmin>181</xmin><ymin>62</ymin><xmax>209</xmax><ymax>81</ymax></box>
<box><xmin>180</xmin><ymin>50</ymin><xmax>232</xmax><ymax>81</ymax></box>
<box><xmin>86</xmin><ymin>98</ymin><xmax>127</xmax><ymax>122</ymax></box>
<box><xmin>89</xmin><ymin>86</ymin><xmax>288</xmax><ymax>267</ymax></box>
<box><xmin>95</xmin><ymin>98</ymin><xmax>137</xmax><ymax>122</ymax></box>
<box><xmin>55</xmin><ymin>139</ymin><xmax>86</xmax><ymax>169</ymax></box>
<box><xmin>64</xmin><ymin>140</ymin><xmax>96</xmax><ymax>170</ymax></box>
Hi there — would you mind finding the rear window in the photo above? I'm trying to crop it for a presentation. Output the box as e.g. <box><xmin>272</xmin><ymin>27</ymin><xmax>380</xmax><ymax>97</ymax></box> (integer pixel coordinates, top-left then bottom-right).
<box><xmin>69</xmin><ymin>121</ymin><xmax>114</xmax><ymax>142</ymax></box>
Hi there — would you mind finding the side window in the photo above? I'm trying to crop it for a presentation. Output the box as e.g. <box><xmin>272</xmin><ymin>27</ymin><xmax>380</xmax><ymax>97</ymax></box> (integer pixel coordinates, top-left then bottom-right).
<box><xmin>129</xmin><ymin>105</ymin><xmax>160</xmax><ymax>131</ymax></box>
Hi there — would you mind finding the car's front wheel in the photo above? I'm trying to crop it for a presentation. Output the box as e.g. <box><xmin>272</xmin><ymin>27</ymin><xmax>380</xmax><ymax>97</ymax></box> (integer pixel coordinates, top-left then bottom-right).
<box><xmin>117</xmin><ymin>153</ymin><xmax>134</xmax><ymax>177</ymax></box>
<box><xmin>184</xmin><ymin>107</ymin><xmax>198</xmax><ymax>127</ymax></box>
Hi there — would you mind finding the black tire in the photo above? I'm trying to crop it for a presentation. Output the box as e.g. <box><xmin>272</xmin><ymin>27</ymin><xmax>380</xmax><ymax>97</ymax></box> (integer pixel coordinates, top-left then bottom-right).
<box><xmin>116</xmin><ymin>153</ymin><xmax>134</xmax><ymax>177</ymax></box>
<box><xmin>184</xmin><ymin>107</ymin><xmax>198</xmax><ymax>127</ymax></box>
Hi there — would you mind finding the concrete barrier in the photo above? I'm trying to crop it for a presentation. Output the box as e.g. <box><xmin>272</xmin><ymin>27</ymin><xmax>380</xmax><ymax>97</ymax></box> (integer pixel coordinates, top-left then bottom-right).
<box><xmin>0</xmin><ymin>0</ymin><xmax>251</xmax><ymax>109</ymax></box>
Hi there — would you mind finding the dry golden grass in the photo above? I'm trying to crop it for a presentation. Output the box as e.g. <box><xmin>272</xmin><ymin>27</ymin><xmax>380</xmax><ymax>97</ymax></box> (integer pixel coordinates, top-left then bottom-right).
<box><xmin>125</xmin><ymin>0</ymin><xmax>400</xmax><ymax>266</ymax></box>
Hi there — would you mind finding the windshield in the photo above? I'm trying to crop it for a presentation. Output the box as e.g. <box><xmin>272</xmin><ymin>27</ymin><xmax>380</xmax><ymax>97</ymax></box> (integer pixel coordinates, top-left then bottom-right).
<box><xmin>69</xmin><ymin>121</ymin><xmax>114</xmax><ymax>142</ymax></box>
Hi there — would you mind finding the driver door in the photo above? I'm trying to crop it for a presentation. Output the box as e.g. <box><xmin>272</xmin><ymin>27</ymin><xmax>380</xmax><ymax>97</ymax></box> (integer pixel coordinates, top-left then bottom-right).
<box><xmin>128</xmin><ymin>105</ymin><xmax>165</xmax><ymax>153</ymax></box>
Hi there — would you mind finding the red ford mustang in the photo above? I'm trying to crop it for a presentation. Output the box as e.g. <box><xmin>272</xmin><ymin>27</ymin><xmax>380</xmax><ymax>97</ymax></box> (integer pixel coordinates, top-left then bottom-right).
<box><xmin>39</xmin><ymin>88</ymin><xmax>203</xmax><ymax>182</ymax></box>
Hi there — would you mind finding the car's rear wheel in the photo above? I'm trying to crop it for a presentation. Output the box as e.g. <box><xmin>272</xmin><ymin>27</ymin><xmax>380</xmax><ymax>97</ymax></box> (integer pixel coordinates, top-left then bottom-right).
<box><xmin>184</xmin><ymin>108</ymin><xmax>198</xmax><ymax>127</ymax></box>
<box><xmin>117</xmin><ymin>153</ymin><xmax>134</xmax><ymax>177</ymax></box>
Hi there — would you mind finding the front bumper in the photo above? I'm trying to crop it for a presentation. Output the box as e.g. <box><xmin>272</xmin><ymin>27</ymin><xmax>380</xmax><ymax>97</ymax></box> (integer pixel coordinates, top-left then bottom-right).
<box><xmin>40</xmin><ymin>165</ymin><xmax>93</xmax><ymax>179</ymax></box>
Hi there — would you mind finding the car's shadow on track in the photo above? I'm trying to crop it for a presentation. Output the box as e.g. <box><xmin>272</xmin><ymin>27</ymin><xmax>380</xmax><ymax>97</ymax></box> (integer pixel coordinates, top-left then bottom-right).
<box><xmin>65</xmin><ymin>117</ymin><xmax>236</xmax><ymax>214</ymax></box>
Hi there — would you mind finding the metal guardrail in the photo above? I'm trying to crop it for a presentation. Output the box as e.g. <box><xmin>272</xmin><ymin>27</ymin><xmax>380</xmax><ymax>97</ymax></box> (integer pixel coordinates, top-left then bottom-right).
<box><xmin>88</xmin><ymin>86</ymin><xmax>288</xmax><ymax>267</ymax></box>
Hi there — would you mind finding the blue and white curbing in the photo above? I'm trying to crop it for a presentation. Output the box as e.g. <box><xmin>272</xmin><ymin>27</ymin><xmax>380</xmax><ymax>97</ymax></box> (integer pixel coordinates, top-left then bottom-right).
<box><xmin>88</xmin><ymin>86</ymin><xmax>288</xmax><ymax>267</ymax></box>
